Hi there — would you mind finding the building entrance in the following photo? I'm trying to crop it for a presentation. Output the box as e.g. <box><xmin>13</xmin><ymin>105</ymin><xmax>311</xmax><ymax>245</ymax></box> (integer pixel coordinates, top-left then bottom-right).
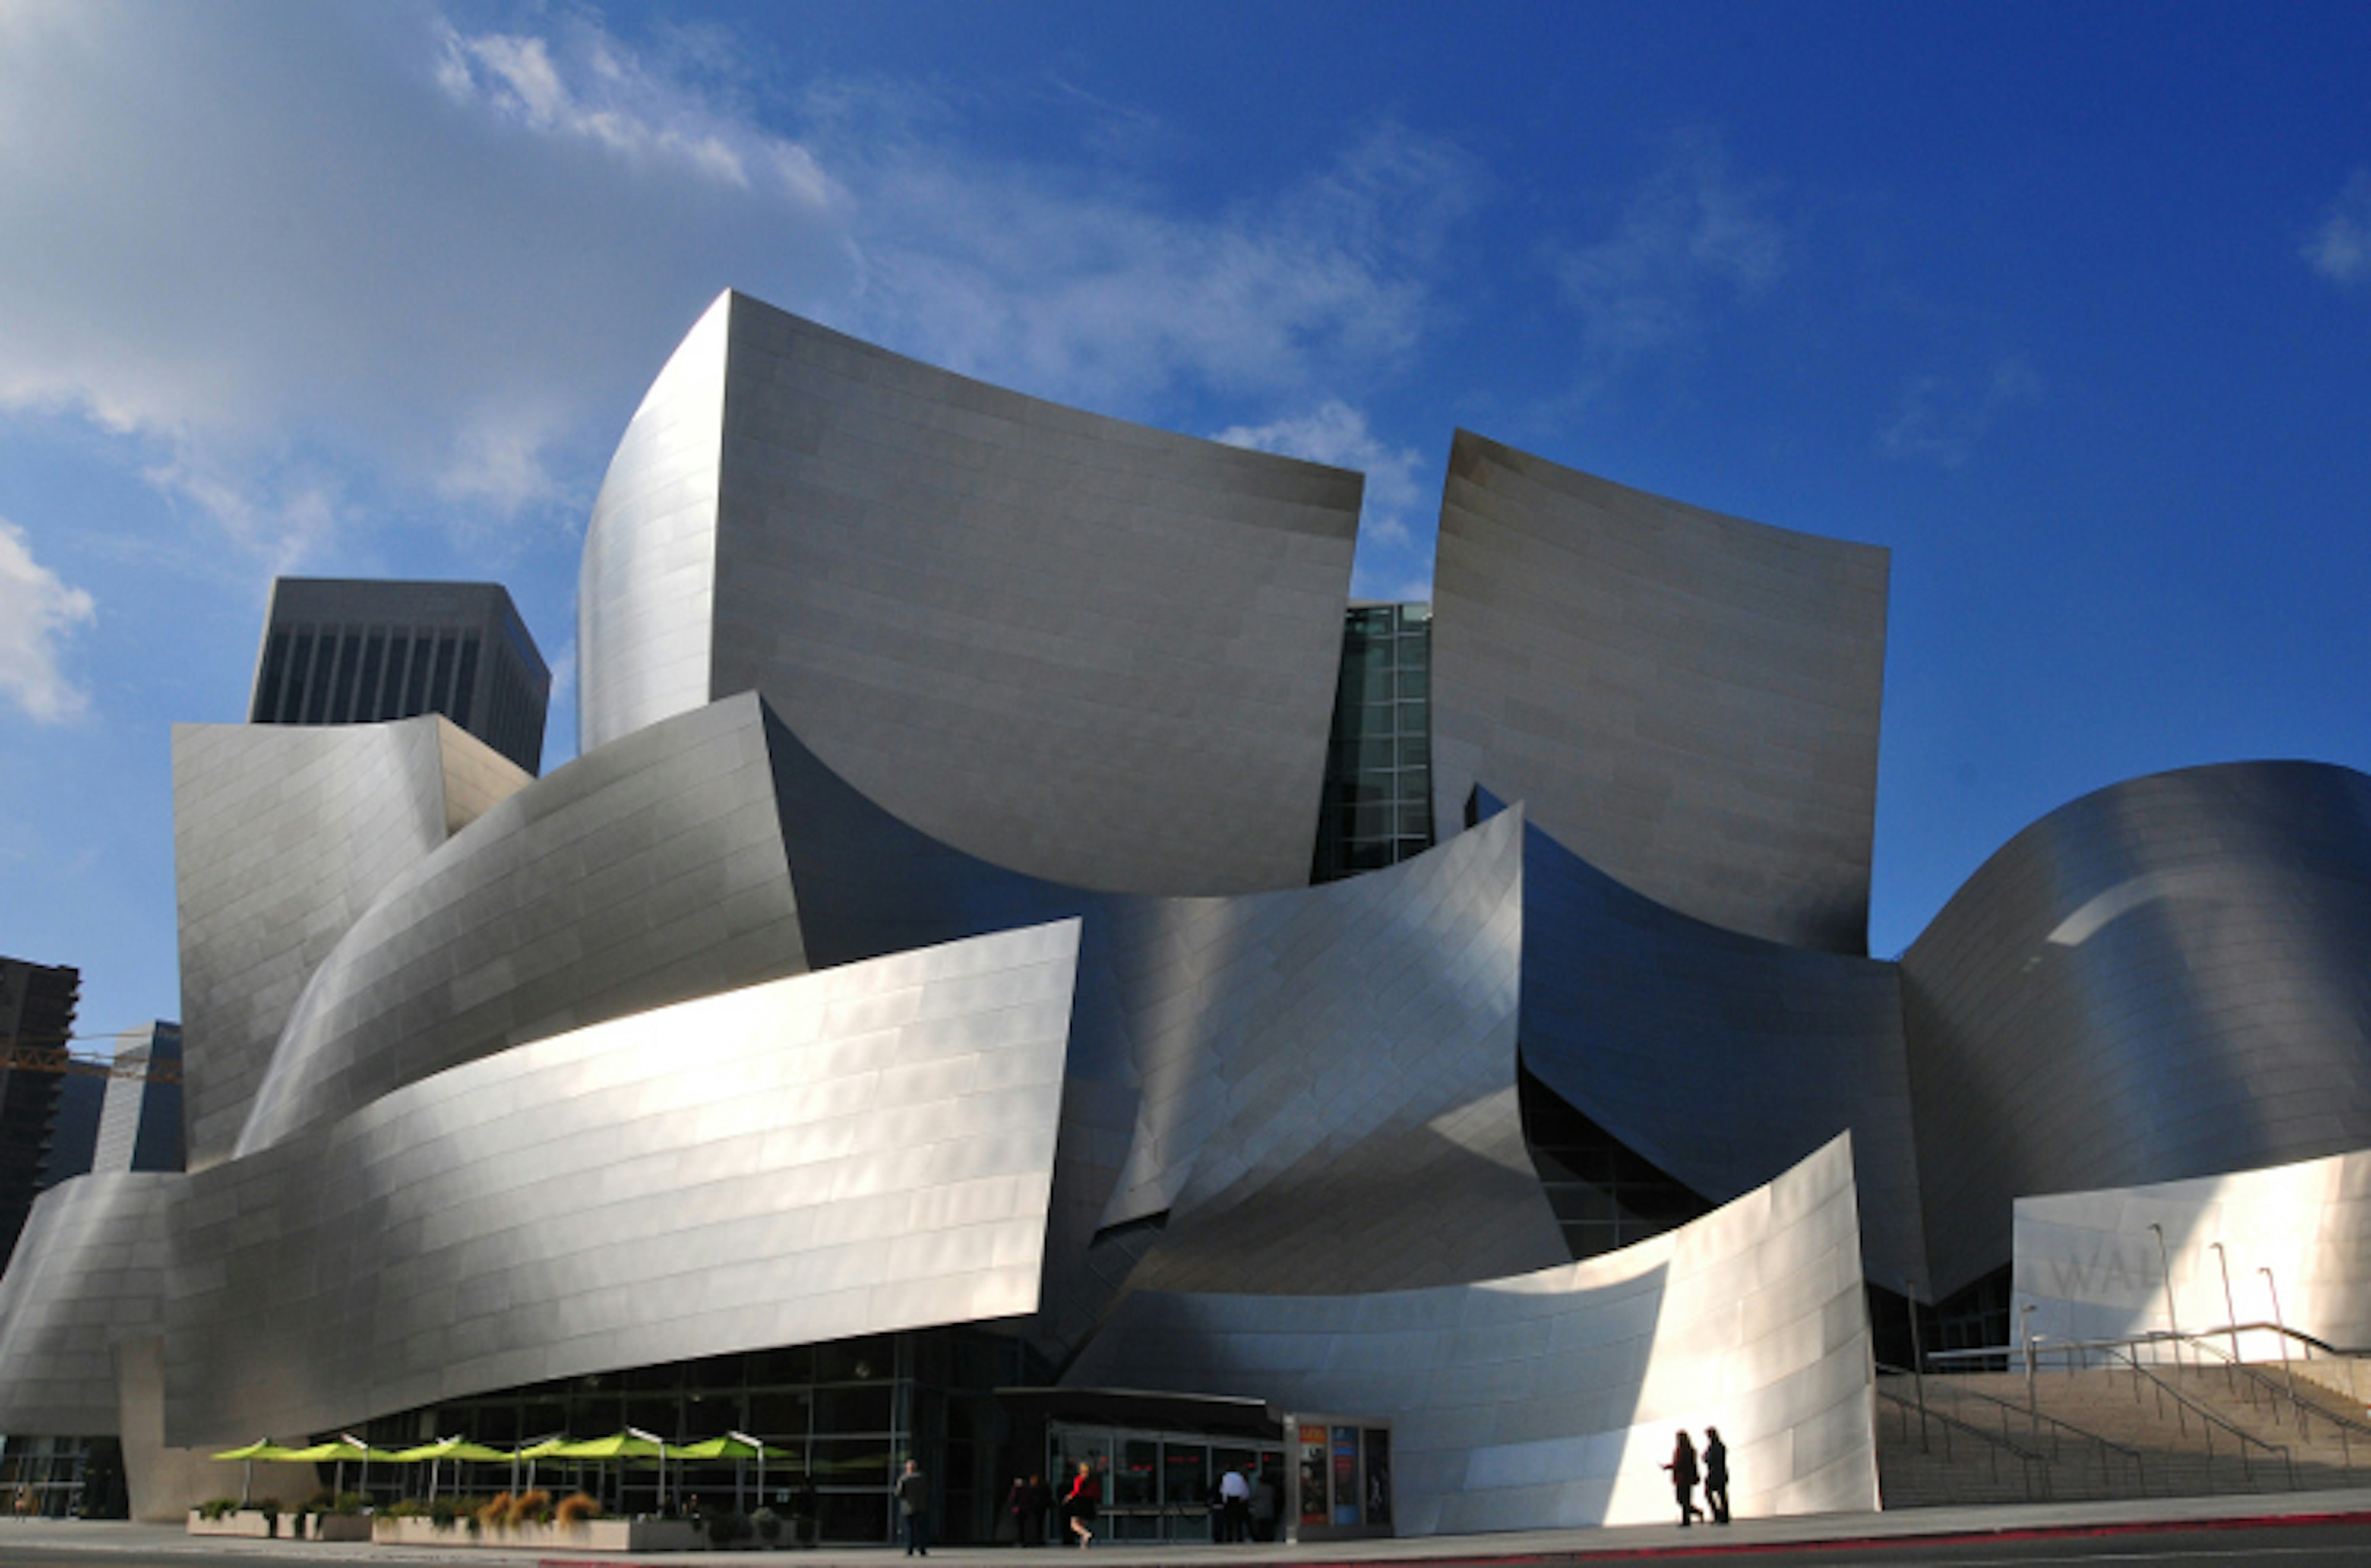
<box><xmin>1045</xmin><ymin>1422</ymin><xmax>1285</xmax><ymax>1544</ymax></box>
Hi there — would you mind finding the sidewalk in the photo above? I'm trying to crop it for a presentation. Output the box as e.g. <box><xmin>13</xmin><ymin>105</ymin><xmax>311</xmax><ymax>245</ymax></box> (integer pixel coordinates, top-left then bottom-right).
<box><xmin>6</xmin><ymin>1488</ymin><xmax>2371</xmax><ymax>1568</ymax></box>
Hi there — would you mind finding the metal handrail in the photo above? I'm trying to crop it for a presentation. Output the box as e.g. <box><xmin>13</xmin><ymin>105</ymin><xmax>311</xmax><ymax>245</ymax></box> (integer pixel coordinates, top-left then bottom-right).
<box><xmin>1877</xmin><ymin>1362</ymin><xmax>2146</xmax><ymax>1489</ymax></box>
<box><xmin>1874</xmin><ymin>1386</ymin><xmax>2048</xmax><ymax>1501</ymax></box>
<box><xmin>2099</xmin><ymin>1344</ymin><xmax>2298</xmax><ymax>1491</ymax></box>
<box><xmin>2178</xmin><ymin>1333</ymin><xmax>2370</xmax><ymax>1466</ymax></box>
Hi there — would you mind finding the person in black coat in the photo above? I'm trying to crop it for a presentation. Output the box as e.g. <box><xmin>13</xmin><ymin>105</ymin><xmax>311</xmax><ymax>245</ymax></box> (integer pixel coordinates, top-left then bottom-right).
<box><xmin>1702</xmin><ymin>1428</ymin><xmax>1729</xmax><ymax>1525</ymax></box>
<box><xmin>1660</xmin><ymin>1431</ymin><xmax>1702</xmax><ymax>1526</ymax></box>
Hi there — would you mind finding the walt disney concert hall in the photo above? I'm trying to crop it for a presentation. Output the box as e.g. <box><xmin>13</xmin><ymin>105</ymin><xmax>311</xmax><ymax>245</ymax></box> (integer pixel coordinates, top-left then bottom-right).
<box><xmin>3</xmin><ymin>290</ymin><xmax>2370</xmax><ymax>1538</ymax></box>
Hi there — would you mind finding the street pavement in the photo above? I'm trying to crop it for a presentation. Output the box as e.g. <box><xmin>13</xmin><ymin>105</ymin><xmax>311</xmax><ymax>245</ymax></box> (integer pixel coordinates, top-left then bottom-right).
<box><xmin>4</xmin><ymin>1490</ymin><xmax>2371</xmax><ymax>1568</ymax></box>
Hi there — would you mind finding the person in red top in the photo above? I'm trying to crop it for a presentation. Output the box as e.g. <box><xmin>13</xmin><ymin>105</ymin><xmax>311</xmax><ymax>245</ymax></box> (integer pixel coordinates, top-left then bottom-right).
<box><xmin>1061</xmin><ymin>1461</ymin><xmax>1100</xmax><ymax>1548</ymax></box>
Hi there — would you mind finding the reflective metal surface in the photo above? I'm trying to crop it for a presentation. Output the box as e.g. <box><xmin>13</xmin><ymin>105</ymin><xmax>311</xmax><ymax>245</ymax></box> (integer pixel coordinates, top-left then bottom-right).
<box><xmin>1066</xmin><ymin>1135</ymin><xmax>1876</xmax><ymax>1533</ymax></box>
<box><xmin>233</xmin><ymin>696</ymin><xmax>809</xmax><ymax>1157</ymax></box>
<box><xmin>173</xmin><ymin>717</ymin><xmax>530</xmax><ymax>1169</ymax></box>
<box><xmin>1903</xmin><ymin>762</ymin><xmax>2371</xmax><ymax>1297</ymax></box>
<box><xmin>2013</xmin><ymin>1147</ymin><xmax>2371</xmax><ymax>1357</ymax></box>
<box><xmin>0</xmin><ymin>1174</ymin><xmax>177</xmax><ymax>1435</ymax></box>
<box><xmin>169</xmin><ymin>920</ymin><xmax>1079</xmax><ymax>1446</ymax></box>
<box><xmin>582</xmin><ymin>291</ymin><xmax>1361</xmax><ymax>896</ymax></box>
<box><xmin>1431</xmin><ymin>432</ymin><xmax>1889</xmax><ymax>953</ymax></box>
<box><xmin>1505</xmin><ymin>794</ymin><xmax>1925</xmax><ymax>1287</ymax></box>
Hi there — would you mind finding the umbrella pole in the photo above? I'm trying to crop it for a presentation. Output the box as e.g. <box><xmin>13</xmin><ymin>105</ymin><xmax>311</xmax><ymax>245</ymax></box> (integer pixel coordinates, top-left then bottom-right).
<box><xmin>241</xmin><ymin>1459</ymin><xmax>252</xmax><ymax>1509</ymax></box>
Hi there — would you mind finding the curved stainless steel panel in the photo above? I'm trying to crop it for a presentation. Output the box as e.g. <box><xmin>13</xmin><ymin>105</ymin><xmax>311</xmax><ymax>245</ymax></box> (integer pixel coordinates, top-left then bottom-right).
<box><xmin>1904</xmin><ymin>761</ymin><xmax>2371</xmax><ymax>1298</ymax></box>
<box><xmin>1064</xmin><ymin>1134</ymin><xmax>1875</xmax><ymax>1533</ymax></box>
<box><xmin>1431</xmin><ymin>432</ymin><xmax>1889</xmax><ymax>953</ymax></box>
<box><xmin>581</xmin><ymin>291</ymin><xmax>1361</xmax><ymax>897</ymax></box>
<box><xmin>234</xmin><ymin>695</ymin><xmax>808</xmax><ymax>1157</ymax></box>
<box><xmin>1506</xmin><ymin>796</ymin><xmax>1925</xmax><ymax>1287</ymax></box>
<box><xmin>2013</xmin><ymin>1147</ymin><xmax>2371</xmax><ymax>1361</ymax></box>
<box><xmin>0</xmin><ymin>1174</ymin><xmax>178</xmax><ymax>1435</ymax></box>
<box><xmin>579</xmin><ymin>293</ymin><xmax>729</xmax><ymax>754</ymax></box>
<box><xmin>173</xmin><ymin>717</ymin><xmax>530</xmax><ymax>1170</ymax></box>
<box><xmin>167</xmin><ymin>920</ymin><xmax>1081</xmax><ymax>1447</ymax></box>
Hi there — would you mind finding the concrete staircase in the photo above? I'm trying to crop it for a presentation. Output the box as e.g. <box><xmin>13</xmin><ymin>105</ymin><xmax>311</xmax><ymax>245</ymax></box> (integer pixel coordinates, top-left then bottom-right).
<box><xmin>1876</xmin><ymin>1357</ymin><xmax>2371</xmax><ymax>1509</ymax></box>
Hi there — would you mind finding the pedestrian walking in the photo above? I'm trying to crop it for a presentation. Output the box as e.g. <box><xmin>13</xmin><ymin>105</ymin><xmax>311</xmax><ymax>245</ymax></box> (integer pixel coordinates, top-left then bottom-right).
<box><xmin>1702</xmin><ymin>1427</ymin><xmax>1729</xmax><ymax>1525</ymax></box>
<box><xmin>896</xmin><ymin>1459</ymin><xmax>930</xmax><ymax>1556</ymax></box>
<box><xmin>1061</xmin><ymin>1461</ymin><xmax>1099</xmax><ymax>1548</ymax></box>
<box><xmin>1660</xmin><ymin>1431</ymin><xmax>1702</xmax><ymax>1527</ymax></box>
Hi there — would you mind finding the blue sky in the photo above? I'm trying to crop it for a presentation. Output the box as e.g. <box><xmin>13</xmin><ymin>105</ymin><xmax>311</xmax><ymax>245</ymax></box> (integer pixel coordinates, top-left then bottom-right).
<box><xmin>1</xmin><ymin>1</ymin><xmax>2365</xmax><ymax>1044</ymax></box>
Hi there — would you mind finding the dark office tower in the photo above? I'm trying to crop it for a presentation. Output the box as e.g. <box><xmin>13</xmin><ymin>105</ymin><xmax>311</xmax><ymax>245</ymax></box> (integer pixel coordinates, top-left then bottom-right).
<box><xmin>1311</xmin><ymin>603</ymin><xmax>1435</xmax><ymax>882</ymax></box>
<box><xmin>247</xmin><ymin>578</ymin><xmax>551</xmax><ymax>775</ymax></box>
<box><xmin>0</xmin><ymin>957</ymin><xmax>77</xmax><ymax>1272</ymax></box>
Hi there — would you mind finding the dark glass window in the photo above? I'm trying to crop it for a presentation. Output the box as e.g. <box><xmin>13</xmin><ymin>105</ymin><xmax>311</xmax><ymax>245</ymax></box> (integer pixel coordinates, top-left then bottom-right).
<box><xmin>429</xmin><ymin>634</ymin><xmax>458</xmax><ymax>715</ymax></box>
<box><xmin>452</xmin><ymin>634</ymin><xmax>480</xmax><ymax>728</ymax></box>
<box><xmin>254</xmin><ymin>632</ymin><xmax>290</xmax><ymax>722</ymax></box>
<box><xmin>357</xmin><ymin>632</ymin><xmax>386</xmax><ymax>720</ymax></box>
<box><xmin>403</xmin><ymin>630</ymin><xmax>432</xmax><ymax>713</ymax></box>
<box><xmin>814</xmin><ymin>1384</ymin><xmax>893</xmax><ymax>1433</ymax></box>
<box><xmin>326</xmin><ymin>632</ymin><xmax>361</xmax><ymax>720</ymax></box>
<box><xmin>302</xmin><ymin>629</ymin><xmax>336</xmax><ymax>723</ymax></box>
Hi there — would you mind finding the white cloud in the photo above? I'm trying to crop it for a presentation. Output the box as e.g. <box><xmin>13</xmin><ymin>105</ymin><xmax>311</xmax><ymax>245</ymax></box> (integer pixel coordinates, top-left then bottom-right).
<box><xmin>0</xmin><ymin>519</ymin><xmax>97</xmax><ymax>724</ymax></box>
<box><xmin>1554</xmin><ymin>129</ymin><xmax>1788</xmax><ymax>371</ymax></box>
<box><xmin>1214</xmin><ymin>401</ymin><xmax>1426</xmax><ymax>549</ymax></box>
<box><xmin>829</xmin><ymin>117</ymin><xmax>1476</xmax><ymax>414</ymax></box>
<box><xmin>1882</xmin><ymin>357</ymin><xmax>2044</xmax><ymax>469</ymax></box>
<box><xmin>2303</xmin><ymin>169</ymin><xmax>2371</xmax><ymax>285</ymax></box>
<box><xmin>0</xmin><ymin>2</ymin><xmax>1471</xmax><ymax>571</ymax></box>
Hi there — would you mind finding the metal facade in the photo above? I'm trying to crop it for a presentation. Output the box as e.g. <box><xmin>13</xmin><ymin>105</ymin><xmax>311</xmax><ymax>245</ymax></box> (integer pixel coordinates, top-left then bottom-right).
<box><xmin>0</xmin><ymin>1174</ymin><xmax>176</xmax><ymax>1435</ymax></box>
<box><xmin>172</xmin><ymin>717</ymin><xmax>531</xmax><ymax>1170</ymax></box>
<box><xmin>7</xmin><ymin>288</ymin><xmax>2365</xmax><ymax>1536</ymax></box>
<box><xmin>1066</xmin><ymin>1135</ymin><xmax>1876</xmax><ymax>1531</ymax></box>
<box><xmin>2012</xmin><ymin>1147</ymin><xmax>2371</xmax><ymax>1359</ymax></box>
<box><xmin>1431</xmin><ymin>431</ymin><xmax>1889</xmax><ymax>954</ymax></box>
<box><xmin>167</xmin><ymin>921</ymin><xmax>1080</xmax><ymax>1446</ymax></box>
<box><xmin>1505</xmin><ymin>796</ymin><xmax>1925</xmax><ymax>1288</ymax></box>
<box><xmin>1902</xmin><ymin>761</ymin><xmax>2371</xmax><ymax>1298</ymax></box>
<box><xmin>231</xmin><ymin>696</ymin><xmax>809</xmax><ymax>1159</ymax></box>
<box><xmin>583</xmin><ymin>291</ymin><xmax>1361</xmax><ymax>896</ymax></box>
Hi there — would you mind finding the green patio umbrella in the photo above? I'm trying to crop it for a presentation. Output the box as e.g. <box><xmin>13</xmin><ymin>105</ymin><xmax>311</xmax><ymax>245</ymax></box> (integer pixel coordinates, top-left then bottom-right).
<box><xmin>392</xmin><ymin>1436</ymin><xmax>511</xmax><ymax>1503</ymax></box>
<box><xmin>332</xmin><ymin>1435</ymin><xmax>408</xmax><ymax>1503</ymax></box>
<box><xmin>548</xmin><ymin>1430</ymin><xmax>671</xmax><ymax>1515</ymax></box>
<box><xmin>514</xmin><ymin>1434</ymin><xmax>572</xmax><ymax>1495</ymax></box>
<box><xmin>672</xmin><ymin>1433</ymin><xmax>799</xmax><ymax>1514</ymax></box>
<box><xmin>209</xmin><ymin>1439</ymin><xmax>306</xmax><ymax>1506</ymax></box>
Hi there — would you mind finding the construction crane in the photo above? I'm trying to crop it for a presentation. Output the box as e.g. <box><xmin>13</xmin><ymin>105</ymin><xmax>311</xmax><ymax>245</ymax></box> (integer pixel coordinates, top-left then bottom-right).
<box><xmin>0</xmin><ymin>1034</ymin><xmax>181</xmax><ymax>1084</ymax></box>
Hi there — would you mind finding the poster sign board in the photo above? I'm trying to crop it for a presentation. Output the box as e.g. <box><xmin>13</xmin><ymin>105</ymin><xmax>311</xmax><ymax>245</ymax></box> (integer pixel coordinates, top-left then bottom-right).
<box><xmin>1279</xmin><ymin>1412</ymin><xmax>1392</xmax><ymax>1542</ymax></box>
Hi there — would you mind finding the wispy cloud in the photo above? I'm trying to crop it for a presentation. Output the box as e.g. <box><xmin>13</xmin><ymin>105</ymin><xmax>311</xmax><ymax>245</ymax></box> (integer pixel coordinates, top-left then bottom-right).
<box><xmin>1882</xmin><ymin>357</ymin><xmax>2044</xmax><ymax>469</ymax></box>
<box><xmin>1212</xmin><ymin>401</ymin><xmax>1431</xmax><ymax>595</ymax></box>
<box><xmin>0</xmin><ymin>2</ymin><xmax>1474</xmax><ymax>577</ymax></box>
<box><xmin>0</xmin><ymin>519</ymin><xmax>96</xmax><ymax>724</ymax></box>
<box><xmin>2303</xmin><ymin>169</ymin><xmax>2371</xmax><ymax>286</ymax></box>
<box><xmin>1552</xmin><ymin>129</ymin><xmax>1788</xmax><ymax>375</ymax></box>
<box><xmin>828</xmin><ymin>116</ymin><xmax>1476</xmax><ymax>414</ymax></box>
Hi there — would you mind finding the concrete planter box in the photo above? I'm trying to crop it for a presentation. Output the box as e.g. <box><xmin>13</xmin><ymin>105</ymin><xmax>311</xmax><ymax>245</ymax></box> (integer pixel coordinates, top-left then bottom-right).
<box><xmin>188</xmin><ymin>1511</ymin><xmax>372</xmax><ymax>1541</ymax></box>
<box><xmin>371</xmin><ymin>1516</ymin><xmax>706</xmax><ymax>1552</ymax></box>
<box><xmin>187</xmin><ymin>1510</ymin><xmax>275</xmax><ymax>1537</ymax></box>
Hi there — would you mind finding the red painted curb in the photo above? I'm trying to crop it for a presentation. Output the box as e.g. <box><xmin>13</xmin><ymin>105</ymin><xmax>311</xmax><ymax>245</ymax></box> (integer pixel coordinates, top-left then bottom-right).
<box><xmin>537</xmin><ymin>1509</ymin><xmax>2371</xmax><ymax>1567</ymax></box>
<box><xmin>1294</xmin><ymin>1506</ymin><xmax>2371</xmax><ymax>1562</ymax></box>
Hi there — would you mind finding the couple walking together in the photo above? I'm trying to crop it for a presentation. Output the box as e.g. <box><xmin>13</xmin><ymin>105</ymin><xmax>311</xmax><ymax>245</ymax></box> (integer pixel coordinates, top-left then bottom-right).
<box><xmin>1661</xmin><ymin>1427</ymin><xmax>1728</xmax><ymax>1527</ymax></box>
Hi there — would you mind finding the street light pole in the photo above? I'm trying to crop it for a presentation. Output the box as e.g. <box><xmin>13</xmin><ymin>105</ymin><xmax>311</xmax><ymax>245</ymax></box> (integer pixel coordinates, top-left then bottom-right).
<box><xmin>2209</xmin><ymin>1242</ymin><xmax>2239</xmax><ymax>1367</ymax></box>
<box><xmin>2147</xmin><ymin>1222</ymin><xmax>2180</xmax><ymax>1369</ymax></box>
<box><xmin>2261</xmin><ymin>1267</ymin><xmax>2300</xmax><ymax>1404</ymax></box>
<box><xmin>2020</xmin><ymin>1301</ymin><xmax>2041</xmax><ymax>1449</ymax></box>
<box><xmin>1905</xmin><ymin>1280</ymin><xmax>1929</xmax><ymax>1454</ymax></box>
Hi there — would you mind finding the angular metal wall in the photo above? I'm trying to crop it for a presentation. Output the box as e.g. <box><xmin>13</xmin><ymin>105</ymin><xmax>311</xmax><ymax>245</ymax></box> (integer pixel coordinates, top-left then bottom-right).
<box><xmin>1431</xmin><ymin>432</ymin><xmax>1889</xmax><ymax>954</ymax></box>
<box><xmin>578</xmin><ymin>294</ymin><xmax>729</xmax><ymax>753</ymax></box>
<box><xmin>2013</xmin><ymin>1148</ymin><xmax>2371</xmax><ymax>1361</ymax></box>
<box><xmin>1065</xmin><ymin>1135</ymin><xmax>1876</xmax><ymax>1533</ymax></box>
<box><xmin>1904</xmin><ymin>762</ymin><xmax>2371</xmax><ymax>1298</ymax></box>
<box><xmin>172</xmin><ymin>717</ymin><xmax>530</xmax><ymax>1170</ymax></box>
<box><xmin>232</xmin><ymin>696</ymin><xmax>809</xmax><ymax>1159</ymax></box>
<box><xmin>1507</xmin><ymin>797</ymin><xmax>1925</xmax><ymax>1289</ymax></box>
<box><xmin>167</xmin><ymin>921</ymin><xmax>1081</xmax><ymax>1446</ymax></box>
<box><xmin>582</xmin><ymin>290</ymin><xmax>1362</xmax><ymax>897</ymax></box>
<box><xmin>0</xmin><ymin>1173</ymin><xmax>177</xmax><ymax>1435</ymax></box>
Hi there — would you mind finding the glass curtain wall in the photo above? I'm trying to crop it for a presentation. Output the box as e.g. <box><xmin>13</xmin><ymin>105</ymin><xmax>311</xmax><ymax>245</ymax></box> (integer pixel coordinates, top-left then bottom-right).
<box><xmin>1312</xmin><ymin>604</ymin><xmax>1434</xmax><ymax>882</ymax></box>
